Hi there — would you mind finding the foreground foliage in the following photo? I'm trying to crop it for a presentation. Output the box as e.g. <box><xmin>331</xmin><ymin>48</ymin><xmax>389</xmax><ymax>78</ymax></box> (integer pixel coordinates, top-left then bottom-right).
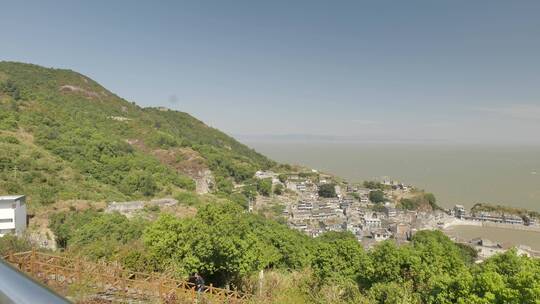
<box><xmin>46</xmin><ymin>204</ymin><xmax>540</xmax><ymax>304</ymax></box>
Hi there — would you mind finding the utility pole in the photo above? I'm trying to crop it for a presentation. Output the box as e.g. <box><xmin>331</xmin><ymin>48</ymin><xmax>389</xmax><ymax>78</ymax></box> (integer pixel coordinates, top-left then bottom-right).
<box><xmin>248</xmin><ymin>198</ymin><xmax>254</xmax><ymax>213</ymax></box>
<box><xmin>258</xmin><ymin>269</ymin><xmax>264</xmax><ymax>297</ymax></box>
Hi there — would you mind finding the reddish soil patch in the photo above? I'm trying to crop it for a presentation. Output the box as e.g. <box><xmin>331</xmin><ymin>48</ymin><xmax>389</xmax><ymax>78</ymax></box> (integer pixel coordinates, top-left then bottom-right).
<box><xmin>127</xmin><ymin>139</ymin><xmax>214</xmax><ymax>193</ymax></box>
<box><xmin>59</xmin><ymin>85</ymin><xmax>105</xmax><ymax>99</ymax></box>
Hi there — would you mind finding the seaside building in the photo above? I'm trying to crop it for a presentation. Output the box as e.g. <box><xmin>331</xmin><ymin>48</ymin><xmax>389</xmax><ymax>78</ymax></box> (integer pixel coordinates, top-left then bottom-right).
<box><xmin>453</xmin><ymin>205</ymin><xmax>466</xmax><ymax>219</ymax></box>
<box><xmin>503</xmin><ymin>215</ymin><xmax>524</xmax><ymax>225</ymax></box>
<box><xmin>467</xmin><ymin>212</ymin><xmax>525</xmax><ymax>225</ymax></box>
<box><xmin>524</xmin><ymin>216</ymin><xmax>537</xmax><ymax>226</ymax></box>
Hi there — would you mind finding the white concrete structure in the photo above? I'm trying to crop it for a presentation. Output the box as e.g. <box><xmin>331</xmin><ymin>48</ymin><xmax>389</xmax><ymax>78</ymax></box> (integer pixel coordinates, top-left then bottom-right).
<box><xmin>0</xmin><ymin>195</ymin><xmax>27</xmax><ymax>237</ymax></box>
<box><xmin>363</xmin><ymin>215</ymin><xmax>382</xmax><ymax>229</ymax></box>
<box><xmin>254</xmin><ymin>171</ymin><xmax>280</xmax><ymax>184</ymax></box>
<box><xmin>371</xmin><ymin>229</ymin><xmax>391</xmax><ymax>241</ymax></box>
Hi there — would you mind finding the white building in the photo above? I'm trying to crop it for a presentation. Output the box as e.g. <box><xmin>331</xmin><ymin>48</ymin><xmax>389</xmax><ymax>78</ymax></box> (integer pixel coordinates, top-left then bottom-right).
<box><xmin>453</xmin><ymin>204</ymin><xmax>466</xmax><ymax>219</ymax></box>
<box><xmin>384</xmin><ymin>203</ymin><xmax>397</xmax><ymax>217</ymax></box>
<box><xmin>254</xmin><ymin>171</ymin><xmax>280</xmax><ymax>184</ymax></box>
<box><xmin>371</xmin><ymin>229</ymin><xmax>391</xmax><ymax>241</ymax></box>
<box><xmin>0</xmin><ymin>195</ymin><xmax>27</xmax><ymax>237</ymax></box>
<box><xmin>363</xmin><ymin>214</ymin><xmax>382</xmax><ymax>229</ymax></box>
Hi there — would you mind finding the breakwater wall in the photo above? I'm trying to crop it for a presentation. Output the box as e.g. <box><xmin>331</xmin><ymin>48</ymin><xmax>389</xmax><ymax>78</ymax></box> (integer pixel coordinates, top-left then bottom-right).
<box><xmin>482</xmin><ymin>222</ymin><xmax>540</xmax><ymax>232</ymax></box>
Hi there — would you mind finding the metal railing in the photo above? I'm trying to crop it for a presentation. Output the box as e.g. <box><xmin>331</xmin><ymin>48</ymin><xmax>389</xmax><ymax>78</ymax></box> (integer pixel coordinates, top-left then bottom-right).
<box><xmin>3</xmin><ymin>250</ymin><xmax>250</xmax><ymax>303</ymax></box>
<box><xmin>0</xmin><ymin>258</ymin><xmax>69</xmax><ymax>304</ymax></box>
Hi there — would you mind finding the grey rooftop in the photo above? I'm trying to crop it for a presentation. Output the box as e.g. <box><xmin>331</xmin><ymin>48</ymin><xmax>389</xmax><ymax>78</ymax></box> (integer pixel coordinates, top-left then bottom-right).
<box><xmin>0</xmin><ymin>195</ymin><xmax>25</xmax><ymax>201</ymax></box>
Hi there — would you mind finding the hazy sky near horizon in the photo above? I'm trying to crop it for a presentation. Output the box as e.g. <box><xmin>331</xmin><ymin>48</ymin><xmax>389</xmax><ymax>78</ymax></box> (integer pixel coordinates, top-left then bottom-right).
<box><xmin>2</xmin><ymin>1</ymin><xmax>540</xmax><ymax>144</ymax></box>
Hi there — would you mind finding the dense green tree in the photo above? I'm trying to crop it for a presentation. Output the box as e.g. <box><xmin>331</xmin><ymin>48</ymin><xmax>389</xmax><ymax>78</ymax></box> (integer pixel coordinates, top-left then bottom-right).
<box><xmin>175</xmin><ymin>191</ymin><xmax>201</xmax><ymax>206</ymax></box>
<box><xmin>365</xmin><ymin>241</ymin><xmax>410</xmax><ymax>285</ymax></box>
<box><xmin>318</xmin><ymin>183</ymin><xmax>337</xmax><ymax>198</ymax></box>
<box><xmin>274</xmin><ymin>183</ymin><xmax>284</xmax><ymax>195</ymax></box>
<box><xmin>242</xmin><ymin>183</ymin><xmax>258</xmax><ymax>201</ymax></box>
<box><xmin>216</xmin><ymin>177</ymin><xmax>234</xmax><ymax>194</ymax></box>
<box><xmin>425</xmin><ymin>192</ymin><xmax>437</xmax><ymax>208</ymax></box>
<box><xmin>369</xmin><ymin>190</ymin><xmax>385</xmax><ymax>203</ymax></box>
<box><xmin>144</xmin><ymin>203</ymin><xmax>314</xmax><ymax>286</ymax></box>
<box><xmin>0</xmin><ymin>80</ymin><xmax>21</xmax><ymax>100</ymax></box>
<box><xmin>469</xmin><ymin>249</ymin><xmax>540</xmax><ymax>303</ymax></box>
<box><xmin>257</xmin><ymin>178</ymin><xmax>272</xmax><ymax>196</ymax></box>
<box><xmin>145</xmin><ymin>211</ymin><xmax>273</xmax><ymax>285</ymax></box>
<box><xmin>367</xmin><ymin>282</ymin><xmax>419</xmax><ymax>304</ymax></box>
<box><xmin>456</xmin><ymin>243</ymin><xmax>479</xmax><ymax>265</ymax></box>
<box><xmin>49</xmin><ymin>210</ymin><xmax>145</xmax><ymax>260</ymax></box>
<box><xmin>408</xmin><ymin>231</ymin><xmax>473</xmax><ymax>302</ymax></box>
<box><xmin>400</xmin><ymin>198</ymin><xmax>420</xmax><ymax>210</ymax></box>
<box><xmin>70</xmin><ymin>212</ymin><xmax>145</xmax><ymax>247</ymax></box>
<box><xmin>400</xmin><ymin>192</ymin><xmax>439</xmax><ymax>211</ymax></box>
<box><xmin>49</xmin><ymin>209</ymin><xmax>101</xmax><ymax>248</ymax></box>
<box><xmin>312</xmin><ymin>232</ymin><xmax>371</xmax><ymax>283</ymax></box>
<box><xmin>363</xmin><ymin>180</ymin><xmax>387</xmax><ymax>190</ymax></box>
<box><xmin>249</xmin><ymin>215</ymin><xmax>315</xmax><ymax>269</ymax></box>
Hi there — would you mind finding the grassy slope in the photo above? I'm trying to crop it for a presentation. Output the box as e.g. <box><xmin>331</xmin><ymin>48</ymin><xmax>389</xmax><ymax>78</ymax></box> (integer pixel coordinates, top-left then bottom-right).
<box><xmin>0</xmin><ymin>130</ymin><xmax>127</xmax><ymax>203</ymax></box>
<box><xmin>0</xmin><ymin>61</ymin><xmax>274</xmax><ymax>209</ymax></box>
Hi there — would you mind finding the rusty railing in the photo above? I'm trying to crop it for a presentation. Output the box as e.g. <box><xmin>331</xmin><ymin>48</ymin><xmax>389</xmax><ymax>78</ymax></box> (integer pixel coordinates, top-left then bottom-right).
<box><xmin>3</xmin><ymin>250</ymin><xmax>250</xmax><ymax>303</ymax></box>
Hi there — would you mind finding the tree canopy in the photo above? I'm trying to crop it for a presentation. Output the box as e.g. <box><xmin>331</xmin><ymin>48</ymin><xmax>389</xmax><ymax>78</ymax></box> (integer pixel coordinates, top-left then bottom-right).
<box><xmin>47</xmin><ymin>205</ymin><xmax>540</xmax><ymax>303</ymax></box>
<box><xmin>369</xmin><ymin>190</ymin><xmax>385</xmax><ymax>203</ymax></box>
<box><xmin>318</xmin><ymin>183</ymin><xmax>337</xmax><ymax>198</ymax></box>
<box><xmin>143</xmin><ymin>203</ymin><xmax>314</xmax><ymax>286</ymax></box>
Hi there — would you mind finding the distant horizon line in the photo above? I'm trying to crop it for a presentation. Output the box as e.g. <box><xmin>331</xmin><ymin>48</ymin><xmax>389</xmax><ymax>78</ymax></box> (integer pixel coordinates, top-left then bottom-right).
<box><xmin>234</xmin><ymin>133</ymin><xmax>540</xmax><ymax>146</ymax></box>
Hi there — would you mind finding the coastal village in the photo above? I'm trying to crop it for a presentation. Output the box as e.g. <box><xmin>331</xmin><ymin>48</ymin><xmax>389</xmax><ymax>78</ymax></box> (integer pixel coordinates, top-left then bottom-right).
<box><xmin>2</xmin><ymin>167</ymin><xmax>539</xmax><ymax>262</ymax></box>
<box><xmin>252</xmin><ymin>170</ymin><xmax>540</xmax><ymax>261</ymax></box>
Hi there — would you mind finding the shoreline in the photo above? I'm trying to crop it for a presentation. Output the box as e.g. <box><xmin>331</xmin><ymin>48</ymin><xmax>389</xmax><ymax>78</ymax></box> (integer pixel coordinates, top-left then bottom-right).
<box><xmin>442</xmin><ymin>218</ymin><xmax>540</xmax><ymax>233</ymax></box>
<box><xmin>440</xmin><ymin>220</ymin><xmax>540</xmax><ymax>256</ymax></box>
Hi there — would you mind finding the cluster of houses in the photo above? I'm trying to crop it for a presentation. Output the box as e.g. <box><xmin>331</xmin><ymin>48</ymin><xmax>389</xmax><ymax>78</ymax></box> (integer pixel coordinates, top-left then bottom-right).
<box><xmin>254</xmin><ymin>170</ymin><xmax>282</xmax><ymax>185</ymax></box>
<box><xmin>382</xmin><ymin>179</ymin><xmax>411</xmax><ymax>191</ymax></box>
<box><xmin>286</xmin><ymin>197</ymin><xmax>419</xmax><ymax>247</ymax></box>
<box><xmin>451</xmin><ymin>204</ymin><xmax>537</xmax><ymax>226</ymax></box>
<box><xmin>272</xmin><ymin>172</ymin><xmax>422</xmax><ymax>248</ymax></box>
<box><xmin>254</xmin><ymin>170</ymin><xmax>429</xmax><ymax>248</ymax></box>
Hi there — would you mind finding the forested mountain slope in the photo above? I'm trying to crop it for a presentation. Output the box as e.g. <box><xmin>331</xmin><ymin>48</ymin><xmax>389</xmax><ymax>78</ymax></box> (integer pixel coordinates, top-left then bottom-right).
<box><xmin>0</xmin><ymin>62</ymin><xmax>274</xmax><ymax>207</ymax></box>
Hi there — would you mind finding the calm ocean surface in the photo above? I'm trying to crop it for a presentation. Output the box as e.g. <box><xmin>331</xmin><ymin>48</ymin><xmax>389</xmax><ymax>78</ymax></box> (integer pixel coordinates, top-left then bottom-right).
<box><xmin>247</xmin><ymin>142</ymin><xmax>540</xmax><ymax>211</ymax></box>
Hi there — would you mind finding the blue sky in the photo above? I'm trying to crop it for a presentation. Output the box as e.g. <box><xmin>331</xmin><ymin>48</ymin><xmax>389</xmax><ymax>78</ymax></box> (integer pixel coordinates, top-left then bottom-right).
<box><xmin>2</xmin><ymin>1</ymin><xmax>540</xmax><ymax>143</ymax></box>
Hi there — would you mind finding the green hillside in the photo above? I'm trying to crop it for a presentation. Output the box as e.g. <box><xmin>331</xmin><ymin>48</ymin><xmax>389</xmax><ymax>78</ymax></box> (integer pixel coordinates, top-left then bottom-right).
<box><xmin>0</xmin><ymin>62</ymin><xmax>274</xmax><ymax>208</ymax></box>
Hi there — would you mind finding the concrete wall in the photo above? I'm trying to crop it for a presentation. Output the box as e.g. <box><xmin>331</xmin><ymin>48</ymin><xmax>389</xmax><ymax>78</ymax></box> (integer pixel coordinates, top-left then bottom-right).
<box><xmin>483</xmin><ymin>221</ymin><xmax>540</xmax><ymax>232</ymax></box>
<box><xmin>14</xmin><ymin>197</ymin><xmax>27</xmax><ymax>235</ymax></box>
<box><xmin>0</xmin><ymin>197</ymin><xmax>26</xmax><ymax>237</ymax></box>
<box><xmin>0</xmin><ymin>203</ymin><xmax>16</xmax><ymax>235</ymax></box>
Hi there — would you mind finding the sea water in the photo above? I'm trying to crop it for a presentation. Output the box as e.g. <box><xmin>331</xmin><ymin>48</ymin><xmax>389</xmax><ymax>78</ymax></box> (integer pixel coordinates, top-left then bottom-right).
<box><xmin>247</xmin><ymin>142</ymin><xmax>540</xmax><ymax>211</ymax></box>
